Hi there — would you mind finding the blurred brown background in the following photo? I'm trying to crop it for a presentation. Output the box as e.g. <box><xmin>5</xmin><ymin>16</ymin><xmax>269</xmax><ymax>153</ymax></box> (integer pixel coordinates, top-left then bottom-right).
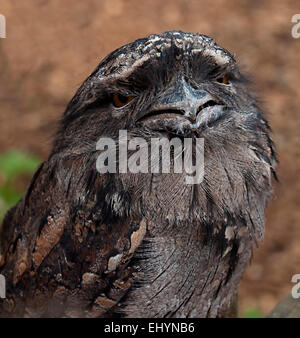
<box><xmin>0</xmin><ymin>0</ymin><xmax>299</xmax><ymax>316</ymax></box>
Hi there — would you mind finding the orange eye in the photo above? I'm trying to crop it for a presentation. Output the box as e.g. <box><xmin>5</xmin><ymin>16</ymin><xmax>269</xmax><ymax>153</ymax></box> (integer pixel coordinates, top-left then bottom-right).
<box><xmin>112</xmin><ymin>93</ymin><xmax>135</xmax><ymax>108</ymax></box>
<box><xmin>217</xmin><ymin>74</ymin><xmax>230</xmax><ymax>85</ymax></box>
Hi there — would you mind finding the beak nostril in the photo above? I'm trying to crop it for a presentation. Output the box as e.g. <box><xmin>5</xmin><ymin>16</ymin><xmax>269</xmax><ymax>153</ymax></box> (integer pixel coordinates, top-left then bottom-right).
<box><xmin>197</xmin><ymin>100</ymin><xmax>219</xmax><ymax>115</ymax></box>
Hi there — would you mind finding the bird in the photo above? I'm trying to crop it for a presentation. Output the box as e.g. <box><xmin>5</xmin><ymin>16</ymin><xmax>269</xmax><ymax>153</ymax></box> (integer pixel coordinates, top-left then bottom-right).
<box><xmin>0</xmin><ymin>31</ymin><xmax>277</xmax><ymax>318</ymax></box>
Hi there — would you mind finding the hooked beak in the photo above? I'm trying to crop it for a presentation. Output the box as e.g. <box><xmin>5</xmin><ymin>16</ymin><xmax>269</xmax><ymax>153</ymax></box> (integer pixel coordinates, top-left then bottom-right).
<box><xmin>137</xmin><ymin>77</ymin><xmax>223</xmax><ymax>125</ymax></box>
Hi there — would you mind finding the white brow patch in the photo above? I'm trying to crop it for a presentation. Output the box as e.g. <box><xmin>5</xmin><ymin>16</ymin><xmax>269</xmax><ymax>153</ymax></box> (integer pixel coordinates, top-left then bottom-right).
<box><xmin>97</xmin><ymin>33</ymin><xmax>233</xmax><ymax>82</ymax></box>
<box><xmin>202</xmin><ymin>48</ymin><xmax>231</xmax><ymax>65</ymax></box>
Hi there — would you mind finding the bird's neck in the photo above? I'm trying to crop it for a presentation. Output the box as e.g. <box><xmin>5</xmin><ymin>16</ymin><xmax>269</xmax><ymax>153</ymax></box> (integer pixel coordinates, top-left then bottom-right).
<box><xmin>121</xmin><ymin>218</ymin><xmax>249</xmax><ymax>318</ymax></box>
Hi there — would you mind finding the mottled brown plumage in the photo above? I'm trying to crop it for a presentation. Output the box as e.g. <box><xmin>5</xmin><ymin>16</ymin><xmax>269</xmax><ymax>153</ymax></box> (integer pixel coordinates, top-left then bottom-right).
<box><xmin>0</xmin><ymin>31</ymin><xmax>276</xmax><ymax>317</ymax></box>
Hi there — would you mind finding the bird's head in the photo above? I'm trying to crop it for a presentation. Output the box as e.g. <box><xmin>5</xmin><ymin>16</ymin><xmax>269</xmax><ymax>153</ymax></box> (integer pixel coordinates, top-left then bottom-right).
<box><xmin>55</xmin><ymin>31</ymin><xmax>265</xmax><ymax>150</ymax></box>
<box><xmin>51</xmin><ymin>31</ymin><xmax>275</xmax><ymax>225</ymax></box>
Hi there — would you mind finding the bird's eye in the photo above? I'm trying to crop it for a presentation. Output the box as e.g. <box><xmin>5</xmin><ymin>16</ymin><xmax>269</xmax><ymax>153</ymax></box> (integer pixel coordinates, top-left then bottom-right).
<box><xmin>112</xmin><ymin>93</ymin><xmax>135</xmax><ymax>108</ymax></box>
<box><xmin>217</xmin><ymin>74</ymin><xmax>230</xmax><ymax>85</ymax></box>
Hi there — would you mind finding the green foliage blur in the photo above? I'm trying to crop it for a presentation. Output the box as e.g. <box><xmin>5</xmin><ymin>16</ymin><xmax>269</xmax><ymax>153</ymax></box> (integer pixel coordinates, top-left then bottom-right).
<box><xmin>242</xmin><ymin>307</ymin><xmax>263</xmax><ymax>318</ymax></box>
<box><xmin>0</xmin><ymin>150</ymin><xmax>41</xmax><ymax>221</ymax></box>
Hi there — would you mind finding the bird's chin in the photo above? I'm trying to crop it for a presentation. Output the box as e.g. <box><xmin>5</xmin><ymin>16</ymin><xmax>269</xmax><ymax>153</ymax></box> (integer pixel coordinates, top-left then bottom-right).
<box><xmin>137</xmin><ymin>105</ymin><xmax>226</xmax><ymax>136</ymax></box>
